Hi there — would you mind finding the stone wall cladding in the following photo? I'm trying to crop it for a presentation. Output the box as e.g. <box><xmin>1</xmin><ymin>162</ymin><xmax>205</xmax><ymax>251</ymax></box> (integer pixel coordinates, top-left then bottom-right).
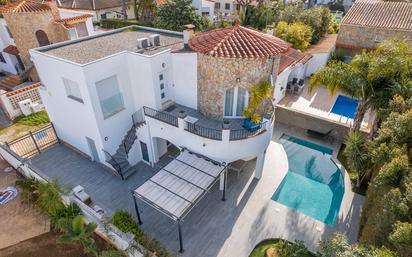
<box><xmin>4</xmin><ymin>10</ymin><xmax>68</xmax><ymax>71</ymax></box>
<box><xmin>197</xmin><ymin>53</ymin><xmax>280</xmax><ymax>119</ymax></box>
<box><xmin>337</xmin><ymin>24</ymin><xmax>412</xmax><ymax>50</ymax></box>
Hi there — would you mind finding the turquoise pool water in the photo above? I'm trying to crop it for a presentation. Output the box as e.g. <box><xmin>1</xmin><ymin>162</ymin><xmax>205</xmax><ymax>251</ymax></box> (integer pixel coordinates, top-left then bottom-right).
<box><xmin>272</xmin><ymin>135</ymin><xmax>344</xmax><ymax>226</ymax></box>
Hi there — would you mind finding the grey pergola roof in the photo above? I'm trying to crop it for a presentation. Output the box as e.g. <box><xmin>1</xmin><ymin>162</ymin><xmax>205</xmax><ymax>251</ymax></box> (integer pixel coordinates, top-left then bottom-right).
<box><xmin>131</xmin><ymin>148</ymin><xmax>228</xmax><ymax>253</ymax></box>
<box><xmin>134</xmin><ymin>149</ymin><xmax>226</xmax><ymax>221</ymax></box>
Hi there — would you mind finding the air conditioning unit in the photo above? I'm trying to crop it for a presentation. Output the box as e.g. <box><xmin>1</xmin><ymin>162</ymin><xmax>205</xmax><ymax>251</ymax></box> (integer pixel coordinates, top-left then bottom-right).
<box><xmin>149</xmin><ymin>34</ymin><xmax>160</xmax><ymax>46</ymax></box>
<box><xmin>18</xmin><ymin>99</ymin><xmax>32</xmax><ymax>116</ymax></box>
<box><xmin>31</xmin><ymin>102</ymin><xmax>42</xmax><ymax>113</ymax></box>
<box><xmin>137</xmin><ymin>38</ymin><xmax>149</xmax><ymax>49</ymax></box>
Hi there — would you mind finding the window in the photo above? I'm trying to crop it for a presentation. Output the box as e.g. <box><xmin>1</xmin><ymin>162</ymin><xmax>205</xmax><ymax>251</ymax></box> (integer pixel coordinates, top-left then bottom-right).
<box><xmin>161</xmin><ymin>92</ymin><xmax>165</xmax><ymax>99</ymax></box>
<box><xmin>96</xmin><ymin>76</ymin><xmax>124</xmax><ymax>119</ymax></box>
<box><xmin>225</xmin><ymin>3</ymin><xmax>230</xmax><ymax>10</ymax></box>
<box><xmin>100</xmin><ymin>13</ymin><xmax>107</xmax><ymax>19</ymax></box>
<box><xmin>63</xmin><ymin>78</ymin><xmax>83</xmax><ymax>103</ymax></box>
<box><xmin>160</xmin><ymin>83</ymin><xmax>164</xmax><ymax>90</ymax></box>
<box><xmin>224</xmin><ymin>87</ymin><xmax>248</xmax><ymax>117</ymax></box>
<box><xmin>159</xmin><ymin>74</ymin><xmax>163</xmax><ymax>81</ymax></box>
<box><xmin>236</xmin><ymin>4</ymin><xmax>240</xmax><ymax>10</ymax></box>
<box><xmin>0</xmin><ymin>52</ymin><xmax>6</xmax><ymax>63</ymax></box>
<box><xmin>68</xmin><ymin>28</ymin><xmax>78</xmax><ymax>40</ymax></box>
<box><xmin>35</xmin><ymin>30</ymin><xmax>50</xmax><ymax>47</ymax></box>
<box><xmin>215</xmin><ymin>2</ymin><xmax>220</xmax><ymax>9</ymax></box>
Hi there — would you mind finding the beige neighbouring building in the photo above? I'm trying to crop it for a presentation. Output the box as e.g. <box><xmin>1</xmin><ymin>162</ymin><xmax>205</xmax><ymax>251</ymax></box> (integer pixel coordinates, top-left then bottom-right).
<box><xmin>336</xmin><ymin>0</ymin><xmax>412</xmax><ymax>53</ymax></box>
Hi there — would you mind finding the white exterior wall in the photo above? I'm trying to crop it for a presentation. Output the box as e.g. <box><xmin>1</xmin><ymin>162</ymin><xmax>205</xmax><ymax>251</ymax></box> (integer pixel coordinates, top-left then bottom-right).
<box><xmin>305</xmin><ymin>52</ymin><xmax>331</xmax><ymax>76</ymax></box>
<box><xmin>58</xmin><ymin>9</ymin><xmax>95</xmax><ymax>37</ymax></box>
<box><xmin>30</xmin><ymin>51</ymin><xmax>104</xmax><ymax>160</ymax></box>
<box><xmin>273</xmin><ymin>69</ymin><xmax>291</xmax><ymax>105</ymax></box>
<box><xmin>171</xmin><ymin>52</ymin><xmax>197</xmax><ymax>109</ymax></box>
<box><xmin>216</xmin><ymin>0</ymin><xmax>236</xmax><ymax>14</ymax></box>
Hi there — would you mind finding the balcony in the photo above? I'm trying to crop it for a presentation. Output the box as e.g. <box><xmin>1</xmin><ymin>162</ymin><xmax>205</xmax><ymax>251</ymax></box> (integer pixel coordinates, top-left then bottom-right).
<box><xmin>143</xmin><ymin>104</ymin><xmax>271</xmax><ymax>141</ymax></box>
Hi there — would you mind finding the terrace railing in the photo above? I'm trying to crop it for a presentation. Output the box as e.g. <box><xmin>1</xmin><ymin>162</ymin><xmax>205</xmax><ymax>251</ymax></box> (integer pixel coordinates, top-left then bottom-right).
<box><xmin>229</xmin><ymin>121</ymin><xmax>268</xmax><ymax>141</ymax></box>
<box><xmin>143</xmin><ymin>106</ymin><xmax>178</xmax><ymax>127</ymax></box>
<box><xmin>185</xmin><ymin>122</ymin><xmax>222</xmax><ymax>141</ymax></box>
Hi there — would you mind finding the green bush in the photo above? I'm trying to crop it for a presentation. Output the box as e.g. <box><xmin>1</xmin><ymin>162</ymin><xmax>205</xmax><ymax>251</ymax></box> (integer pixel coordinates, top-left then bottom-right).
<box><xmin>275</xmin><ymin>21</ymin><xmax>312</xmax><ymax>50</ymax></box>
<box><xmin>111</xmin><ymin>210</ymin><xmax>172</xmax><ymax>257</ymax></box>
<box><xmin>50</xmin><ymin>203</ymin><xmax>81</xmax><ymax>228</ymax></box>
<box><xmin>15</xmin><ymin>111</ymin><xmax>50</xmax><ymax>126</ymax></box>
<box><xmin>100</xmin><ymin>19</ymin><xmax>146</xmax><ymax>29</ymax></box>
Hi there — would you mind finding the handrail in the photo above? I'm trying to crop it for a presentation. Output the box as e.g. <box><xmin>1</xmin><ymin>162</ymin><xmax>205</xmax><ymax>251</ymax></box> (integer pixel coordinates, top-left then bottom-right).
<box><xmin>229</xmin><ymin>121</ymin><xmax>268</xmax><ymax>141</ymax></box>
<box><xmin>143</xmin><ymin>106</ymin><xmax>178</xmax><ymax>127</ymax></box>
<box><xmin>184</xmin><ymin>122</ymin><xmax>222</xmax><ymax>141</ymax></box>
<box><xmin>102</xmin><ymin>149</ymin><xmax>124</xmax><ymax>180</ymax></box>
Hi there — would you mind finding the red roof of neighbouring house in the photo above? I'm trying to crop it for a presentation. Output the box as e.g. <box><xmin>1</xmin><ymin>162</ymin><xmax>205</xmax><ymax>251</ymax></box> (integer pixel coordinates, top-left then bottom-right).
<box><xmin>0</xmin><ymin>0</ymin><xmax>50</xmax><ymax>13</ymax></box>
<box><xmin>278</xmin><ymin>48</ymin><xmax>312</xmax><ymax>75</ymax></box>
<box><xmin>5</xmin><ymin>82</ymin><xmax>40</xmax><ymax>96</ymax></box>
<box><xmin>188</xmin><ymin>20</ymin><xmax>289</xmax><ymax>58</ymax></box>
<box><xmin>57</xmin><ymin>0</ymin><xmax>132</xmax><ymax>10</ymax></box>
<box><xmin>3</xmin><ymin>45</ymin><xmax>19</xmax><ymax>56</ymax></box>
<box><xmin>54</xmin><ymin>14</ymin><xmax>92</xmax><ymax>29</ymax></box>
<box><xmin>342</xmin><ymin>0</ymin><xmax>412</xmax><ymax>30</ymax></box>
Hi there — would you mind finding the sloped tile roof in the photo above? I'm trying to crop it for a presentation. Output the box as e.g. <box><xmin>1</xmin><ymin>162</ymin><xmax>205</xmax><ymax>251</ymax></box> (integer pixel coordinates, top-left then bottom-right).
<box><xmin>0</xmin><ymin>0</ymin><xmax>50</xmax><ymax>13</ymax></box>
<box><xmin>342</xmin><ymin>0</ymin><xmax>412</xmax><ymax>30</ymax></box>
<box><xmin>278</xmin><ymin>48</ymin><xmax>312</xmax><ymax>74</ymax></box>
<box><xmin>3</xmin><ymin>45</ymin><xmax>19</xmax><ymax>55</ymax></box>
<box><xmin>58</xmin><ymin>0</ymin><xmax>131</xmax><ymax>11</ymax></box>
<box><xmin>55</xmin><ymin>14</ymin><xmax>92</xmax><ymax>24</ymax></box>
<box><xmin>188</xmin><ymin>21</ymin><xmax>289</xmax><ymax>58</ymax></box>
<box><xmin>5</xmin><ymin>82</ymin><xmax>40</xmax><ymax>96</ymax></box>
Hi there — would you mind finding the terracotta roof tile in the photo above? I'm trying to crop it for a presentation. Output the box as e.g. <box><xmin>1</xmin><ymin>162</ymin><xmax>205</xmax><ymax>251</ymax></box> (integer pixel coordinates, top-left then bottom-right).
<box><xmin>3</xmin><ymin>45</ymin><xmax>19</xmax><ymax>56</ymax></box>
<box><xmin>189</xmin><ymin>22</ymin><xmax>289</xmax><ymax>58</ymax></box>
<box><xmin>278</xmin><ymin>48</ymin><xmax>312</xmax><ymax>74</ymax></box>
<box><xmin>54</xmin><ymin>14</ymin><xmax>93</xmax><ymax>24</ymax></box>
<box><xmin>0</xmin><ymin>0</ymin><xmax>50</xmax><ymax>13</ymax></box>
<box><xmin>5</xmin><ymin>82</ymin><xmax>40</xmax><ymax>96</ymax></box>
<box><xmin>342</xmin><ymin>0</ymin><xmax>412</xmax><ymax>30</ymax></box>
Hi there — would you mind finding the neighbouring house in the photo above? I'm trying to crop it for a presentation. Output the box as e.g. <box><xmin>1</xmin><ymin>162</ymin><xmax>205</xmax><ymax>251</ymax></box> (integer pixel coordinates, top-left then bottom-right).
<box><xmin>0</xmin><ymin>0</ymin><xmax>94</xmax><ymax>81</ymax></box>
<box><xmin>337</xmin><ymin>0</ymin><xmax>412</xmax><ymax>54</ymax></box>
<box><xmin>29</xmin><ymin>21</ymin><xmax>319</xmax><ymax>183</ymax></box>
<box><xmin>57</xmin><ymin>0</ymin><xmax>136</xmax><ymax>21</ymax></box>
<box><xmin>192</xmin><ymin>0</ymin><xmax>216</xmax><ymax>19</ymax></box>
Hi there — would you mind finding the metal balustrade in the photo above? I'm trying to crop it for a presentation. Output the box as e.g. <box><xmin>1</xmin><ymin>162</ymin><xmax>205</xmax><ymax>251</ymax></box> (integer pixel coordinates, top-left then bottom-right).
<box><xmin>185</xmin><ymin>122</ymin><xmax>222</xmax><ymax>141</ymax></box>
<box><xmin>229</xmin><ymin>121</ymin><xmax>268</xmax><ymax>141</ymax></box>
<box><xmin>143</xmin><ymin>106</ymin><xmax>178</xmax><ymax>127</ymax></box>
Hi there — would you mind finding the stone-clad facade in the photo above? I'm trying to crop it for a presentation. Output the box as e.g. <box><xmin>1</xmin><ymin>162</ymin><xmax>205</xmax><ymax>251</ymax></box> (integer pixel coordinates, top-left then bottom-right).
<box><xmin>337</xmin><ymin>24</ymin><xmax>412</xmax><ymax>52</ymax></box>
<box><xmin>3</xmin><ymin>1</ymin><xmax>68</xmax><ymax>80</ymax></box>
<box><xmin>197</xmin><ymin>53</ymin><xmax>280</xmax><ymax>118</ymax></box>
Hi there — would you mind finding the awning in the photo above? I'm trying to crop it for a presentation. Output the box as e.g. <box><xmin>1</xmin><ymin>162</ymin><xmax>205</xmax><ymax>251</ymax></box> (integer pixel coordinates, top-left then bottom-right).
<box><xmin>3</xmin><ymin>45</ymin><xmax>19</xmax><ymax>56</ymax></box>
<box><xmin>131</xmin><ymin>148</ymin><xmax>227</xmax><ymax>253</ymax></box>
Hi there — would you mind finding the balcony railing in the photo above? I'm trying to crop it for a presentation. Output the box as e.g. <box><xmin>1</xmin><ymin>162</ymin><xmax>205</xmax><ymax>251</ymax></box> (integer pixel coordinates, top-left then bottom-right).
<box><xmin>143</xmin><ymin>106</ymin><xmax>178</xmax><ymax>127</ymax></box>
<box><xmin>185</xmin><ymin>122</ymin><xmax>222</xmax><ymax>141</ymax></box>
<box><xmin>229</xmin><ymin>121</ymin><xmax>267</xmax><ymax>141</ymax></box>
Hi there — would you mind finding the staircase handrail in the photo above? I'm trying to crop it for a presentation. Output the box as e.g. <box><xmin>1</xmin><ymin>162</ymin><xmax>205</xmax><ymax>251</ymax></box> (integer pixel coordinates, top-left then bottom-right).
<box><xmin>102</xmin><ymin>149</ymin><xmax>124</xmax><ymax>180</ymax></box>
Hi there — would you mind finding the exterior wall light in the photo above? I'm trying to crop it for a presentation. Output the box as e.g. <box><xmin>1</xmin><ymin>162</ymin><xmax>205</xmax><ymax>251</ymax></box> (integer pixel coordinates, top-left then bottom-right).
<box><xmin>104</xmin><ymin>137</ymin><xmax>108</xmax><ymax>141</ymax></box>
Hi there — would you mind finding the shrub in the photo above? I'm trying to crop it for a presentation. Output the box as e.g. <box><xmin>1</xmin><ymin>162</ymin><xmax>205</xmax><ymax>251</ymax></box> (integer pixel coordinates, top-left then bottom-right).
<box><xmin>111</xmin><ymin>210</ymin><xmax>172</xmax><ymax>257</ymax></box>
<box><xmin>15</xmin><ymin>111</ymin><xmax>50</xmax><ymax>126</ymax></box>
<box><xmin>275</xmin><ymin>21</ymin><xmax>312</xmax><ymax>50</ymax></box>
<box><xmin>50</xmin><ymin>203</ymin><xmax>81</xmax><ymax>228</ymax></box>
<box><xmin>100</xmin><ymin>19</ymin><xmax>146</xmax><ymax>29</ymax></box>
<box><xmin>328</xmin><ymin>49</ymin><xmax>345</xmax><ymax>63</ymax></box>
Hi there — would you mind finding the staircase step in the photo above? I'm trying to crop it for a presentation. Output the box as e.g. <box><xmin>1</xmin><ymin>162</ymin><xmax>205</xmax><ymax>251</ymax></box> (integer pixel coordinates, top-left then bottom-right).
<box><xmin>123</xmin><ymin>165</ymin><xmax>137</xmax><ymax>179</ymax></box>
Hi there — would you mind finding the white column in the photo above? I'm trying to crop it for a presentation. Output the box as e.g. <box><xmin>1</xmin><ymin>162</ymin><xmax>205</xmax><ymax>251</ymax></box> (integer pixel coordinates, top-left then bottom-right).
<box><xmin>219</xmin><ymin>171</ymin><xmax>225</xmax><ymax>190</ymax></box>
<box><xmin>222</xmin><ymin>128</ymin><xmax>230</xmax><ymax>142</ymax></box>
<box><xmin>254</xmin><ymin>150</ymin><xmax>266</xmax><ymax>179</ymax></box>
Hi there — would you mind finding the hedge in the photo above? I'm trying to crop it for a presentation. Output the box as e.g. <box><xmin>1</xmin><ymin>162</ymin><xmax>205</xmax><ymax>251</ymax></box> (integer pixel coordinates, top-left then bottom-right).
<box><xmin>100</xmin><ymin>19</ymin><xmax>148</xmax><ymax>29</ymax></box>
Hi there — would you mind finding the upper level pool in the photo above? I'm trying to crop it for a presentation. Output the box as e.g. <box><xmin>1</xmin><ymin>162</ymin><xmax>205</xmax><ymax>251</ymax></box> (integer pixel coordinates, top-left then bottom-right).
<box><xmin>272</xmin><ymin>135</ymin><xmax>344</xmax><ymax>226</ymax></box>
<box><xmin>330</xmin><ymin>95</ymin><xmax>359</xmax><ymax>119</ymax></box>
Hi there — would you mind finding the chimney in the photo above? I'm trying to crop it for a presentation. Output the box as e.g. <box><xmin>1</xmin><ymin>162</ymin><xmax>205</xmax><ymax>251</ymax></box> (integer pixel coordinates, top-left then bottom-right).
<box><xmin>183</xmin><ymin>24</ymin><xmax>195</xmax><ymax>49</ymax></box>
<box><xmin>266</xmin><ymin>25</ymin><xmax>274</xmax><ymax>36</ymax></box>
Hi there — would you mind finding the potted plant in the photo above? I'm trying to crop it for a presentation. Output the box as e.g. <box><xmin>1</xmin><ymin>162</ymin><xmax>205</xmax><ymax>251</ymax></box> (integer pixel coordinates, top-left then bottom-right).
<box><xmin>243</xmin><ymin>80</ymin><xmax>272</xmax><ymax>131</ymax></box>
<box><xmin>222</xmin><ymin>119</ymin><xmax>230</xmax><ymax>129</ymax></box>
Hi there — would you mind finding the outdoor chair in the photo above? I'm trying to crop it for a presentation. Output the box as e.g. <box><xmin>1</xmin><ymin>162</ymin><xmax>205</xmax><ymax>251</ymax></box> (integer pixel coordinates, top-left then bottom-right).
<box><xmin>286</xmin><ymin>82</ymin><xmax>293</xmax><ymax>93</ymax></box>
<box><xmin>298</xmin><ymin>79</ymin><xmax>304</xmax><ymax>86</ymax></box>
<box><xmin>291</xmin><ymin>78</ymin><xmax>298</xmax><ymax>85</ymax></box>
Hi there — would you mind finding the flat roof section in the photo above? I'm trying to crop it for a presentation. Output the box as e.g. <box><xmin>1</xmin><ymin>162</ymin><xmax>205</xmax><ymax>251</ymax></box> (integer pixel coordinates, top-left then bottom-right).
<box><xmin>43</xmin><ymin>29</ymin><xmax>184</xmax><ymax>64</ymax></box>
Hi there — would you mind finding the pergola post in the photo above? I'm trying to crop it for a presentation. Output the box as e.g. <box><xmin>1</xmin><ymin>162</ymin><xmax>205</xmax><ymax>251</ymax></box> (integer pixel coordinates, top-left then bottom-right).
<box><xmin>222</xmin><ymin>166</ymin><xmax>227</xmax><ymax>201</ymax></box>
<box><xmin>131</xmin><ymin>191</ymin><xmax>143</xmax><ymax>225</ymax></box>
<box><xmin>177</xmin><ymin>220</ymin><xmax>184</xmax><ymax>253</ymax></box>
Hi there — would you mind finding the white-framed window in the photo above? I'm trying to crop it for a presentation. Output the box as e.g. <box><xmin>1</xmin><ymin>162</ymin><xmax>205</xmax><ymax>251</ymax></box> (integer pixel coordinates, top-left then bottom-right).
<box><xmin>224</xmin><ymin>87</ymin><xmax>248</xmax><ymax>117</ymax></box>
<box><xmin>225</xmin><ymin>3</ymin><xmax>230</xmax><ymax>10</ymax></box>
<box><xmin>96</xmin><ymin>75</ymin><xmax>124</xmax><ymax>119</ymax></box>
<box><xmin>63</xmin><ymin>78</ymin><xmax>83</xmax><ymax>103</ymax></box>
<box><xmin>68</xmin><ymin>28</ymin><xmax>78</xmax><ymax>40</ymax></box>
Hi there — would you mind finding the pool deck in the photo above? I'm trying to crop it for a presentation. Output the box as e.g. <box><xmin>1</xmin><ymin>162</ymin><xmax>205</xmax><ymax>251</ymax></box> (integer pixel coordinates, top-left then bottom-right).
<box><xmin>277</xmin><ymin>85</ymin><xmax>376</xmax><ymax>133</ymax></box>
<box><xmin>27</xmin><ymin>123</ymin><xmax>364</xmax><ymax>257</ymax></box>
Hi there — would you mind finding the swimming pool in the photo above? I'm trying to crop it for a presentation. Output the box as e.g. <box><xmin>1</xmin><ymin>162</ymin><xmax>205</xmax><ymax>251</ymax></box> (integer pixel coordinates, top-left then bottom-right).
<box><xmin>330</xmin><ymin>95</ymin><xmax>359</xmax><ymax>119</ymax></box>
<box><xmin>272</xmin><ymin>135</ymin><xmax>344</xmax><ymax>226</ymax></box>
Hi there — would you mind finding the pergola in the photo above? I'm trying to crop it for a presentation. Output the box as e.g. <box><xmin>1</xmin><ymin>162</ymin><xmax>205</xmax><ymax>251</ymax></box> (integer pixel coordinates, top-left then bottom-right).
<box><xmin>131</xmin><ymin>148</ymin><xmax>227</xmax><ymax>253</ymax></box>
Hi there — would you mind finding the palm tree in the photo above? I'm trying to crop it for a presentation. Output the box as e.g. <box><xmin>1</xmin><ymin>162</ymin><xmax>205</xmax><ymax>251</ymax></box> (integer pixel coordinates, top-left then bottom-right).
<box><xmin>137</xmin><ymin>0</ymin><xmax>157</xmax><ymax>23</ymax></box>
<box><xmin>58</xmin><ymin>215</ymin><xmax>97</xmax><ymax>250</ymax></box>
<box><xmin>35</xmin><ymin>179</ymin><xmax>66</xmax><ymax>215</ymax></box>
<box><xmin>309</xmin><ymin>40</ymin><xmax>411</xmax><ymax>131</ymax></box>
<box><xmin>344</xmin><ymin>131</ymin><xmax>369</xmax><ymax>187</ymax></box>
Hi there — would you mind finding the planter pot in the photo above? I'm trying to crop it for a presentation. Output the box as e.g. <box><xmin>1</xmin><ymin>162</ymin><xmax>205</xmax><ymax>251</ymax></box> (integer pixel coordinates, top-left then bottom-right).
<box><xmin>223</xmin><ymin>120</ymin><xmax>230</xmax><ymax>129</ymax></box>
<box><xmin>243</xmin><ymin>118</ymin><xmax>261</xmax><ymax>132</ymax></box>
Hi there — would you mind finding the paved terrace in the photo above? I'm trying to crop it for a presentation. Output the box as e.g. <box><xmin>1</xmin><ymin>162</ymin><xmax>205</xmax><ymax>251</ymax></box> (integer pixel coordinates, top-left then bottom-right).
<box><xmin>41</xmin><ymin>28</ymin><xmax>184</xmax><ymax>64</ymax></box>
<box><xmin>28</xmin><ymin>123</ymin><xmax>364</xmax><ymax>257</ymax></box>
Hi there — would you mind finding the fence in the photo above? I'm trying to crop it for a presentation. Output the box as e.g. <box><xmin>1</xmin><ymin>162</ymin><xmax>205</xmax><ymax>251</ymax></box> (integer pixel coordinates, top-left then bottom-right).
<box><xmin>6</xmin><ymin>123</ymin><xmax>59</xmax><ymax>158</ymax></box>
<box><xmin>185</xmin><ymin>122</ymin><xmax>222</xmax><ymax>141</ymax></box>
<box><xmin>143</xmin><ymin>106</ymin><xmax>178</xmax><ymax>127</ymax></box>
<box><xmin>229</xmin><ymin>121</ymin><xmax>267</xmax><ymax>141</ymax></box>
